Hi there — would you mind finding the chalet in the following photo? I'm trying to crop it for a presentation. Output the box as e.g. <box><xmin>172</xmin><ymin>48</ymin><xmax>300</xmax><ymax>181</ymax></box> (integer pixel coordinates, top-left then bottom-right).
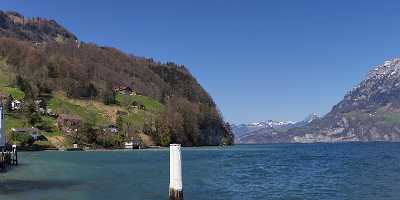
<box><xmin>113</xmin><ymin>86</ymin><xmax>136</xmax><ymax>96</ymax></box>
<box><xmin>57</xmin><ymin>114</ymin><xmax>82</xmax><ymax>134</ymax></box>
<box><xmin>11</xmin><ymin>127</ymin><xmax>41</xmax><ymax>140</ymax></box>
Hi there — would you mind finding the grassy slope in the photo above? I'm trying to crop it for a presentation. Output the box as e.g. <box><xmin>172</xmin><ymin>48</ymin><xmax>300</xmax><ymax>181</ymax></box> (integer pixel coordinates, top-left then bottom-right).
<box><xmin>0</xmin><ymin>87</ymin><xmax>25</xmax><ymax>100</ymax></box>
<box><xmin>115</xmin><ymin>93</ymin><xmax>164</xmax><ymax>113</ymax></box>
<box><xmin>0</xmin><ymin>60</ymin><xmax>165</xmax><ymax>148</ymax></box>
<box><xmin>0</xmin><ymin>60</ymin><xmax>25</xmax><ymax>100</ymax></box>
<box><xmin>46</xmin><ymin>93</ymin><xmax>164</xmax><ymax>147</ymax></box>
<box><xmin>47</xmin><ymin>93</ymin><xmax>111</xmax><ymax>126</ymax></box>
<box><xmin>115</xmin><ymin>93</ymin><xmax>164</xmax><ymax>140</ymax></box>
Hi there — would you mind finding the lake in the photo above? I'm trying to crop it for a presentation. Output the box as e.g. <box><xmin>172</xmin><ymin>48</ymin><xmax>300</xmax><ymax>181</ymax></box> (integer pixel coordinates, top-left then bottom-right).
<box><xmin>1</xmin><ymin>143</ymin><xmax>400</xmax><ymax>200</ymax></box>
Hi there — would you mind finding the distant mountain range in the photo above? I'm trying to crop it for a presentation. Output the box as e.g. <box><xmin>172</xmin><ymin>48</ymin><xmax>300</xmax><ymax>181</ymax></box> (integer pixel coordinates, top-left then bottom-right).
<box><xmin>233</xmin><ymin>113</ymin><xmax>319</xmax><ymax>143</ymax></box>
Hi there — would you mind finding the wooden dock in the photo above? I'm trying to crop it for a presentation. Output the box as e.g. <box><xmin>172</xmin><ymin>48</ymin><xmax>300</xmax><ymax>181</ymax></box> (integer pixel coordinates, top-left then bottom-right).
<box><xmin>0</xmin><ymin>145</ymin><xmax>18</xmax><ymax>171</ymax></box>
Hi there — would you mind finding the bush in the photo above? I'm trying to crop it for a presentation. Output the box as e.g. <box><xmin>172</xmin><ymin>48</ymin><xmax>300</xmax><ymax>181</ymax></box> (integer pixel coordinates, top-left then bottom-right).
<box><xmin>12</xmin><ymin>132</ymin><xmax>34</xmax><ymax>146</ymax></box>
<box><xmin>35</xmin><ymin>116</ymin><xmax>57</xmax><ymax>132</ymax></box>
<box><xmin>97</xmin><ymin>134</ymin><xmax>124</xmax><ymax>148</ymax></box>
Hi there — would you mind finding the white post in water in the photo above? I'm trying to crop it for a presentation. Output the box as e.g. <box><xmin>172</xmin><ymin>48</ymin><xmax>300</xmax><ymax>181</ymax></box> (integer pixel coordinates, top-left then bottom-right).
<box><xmin>169</xmin><ymin>144</ymin><xmax>183</xmax><ymax>200</ymax></box>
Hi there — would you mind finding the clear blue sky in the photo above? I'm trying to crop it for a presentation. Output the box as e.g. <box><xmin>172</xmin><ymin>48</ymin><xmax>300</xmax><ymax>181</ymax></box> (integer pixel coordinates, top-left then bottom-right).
<box><xmin>2</xmin><ymin>0</ymin><xmax>400</xmax><ymax>123</ymax></box>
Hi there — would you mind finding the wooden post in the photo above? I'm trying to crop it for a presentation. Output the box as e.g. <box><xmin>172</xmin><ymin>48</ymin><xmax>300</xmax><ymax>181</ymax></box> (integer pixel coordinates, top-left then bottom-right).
<box><xmin>12</xmin><ymin>144</ymin><xmax>17</xmax><ymax>165</ymax></box>
<box><xmin>169</xmin><ymin>144</ymin><xmax>183</xmax><ymax>200</ymax></box>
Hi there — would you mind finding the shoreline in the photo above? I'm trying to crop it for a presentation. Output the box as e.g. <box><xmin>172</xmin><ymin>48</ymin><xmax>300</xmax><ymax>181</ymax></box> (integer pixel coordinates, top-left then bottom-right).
<box><xmin>17</xmin><ymin>145</ymin><xmax>234</xmax><ymax>152</ymax></box>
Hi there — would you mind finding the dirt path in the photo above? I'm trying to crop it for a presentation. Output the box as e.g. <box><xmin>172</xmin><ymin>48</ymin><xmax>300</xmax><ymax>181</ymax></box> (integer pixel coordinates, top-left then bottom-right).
<box><xmin>47</xmin><ymin>136</ymin><xmax>68</xmax><ymax>150</ymax></box>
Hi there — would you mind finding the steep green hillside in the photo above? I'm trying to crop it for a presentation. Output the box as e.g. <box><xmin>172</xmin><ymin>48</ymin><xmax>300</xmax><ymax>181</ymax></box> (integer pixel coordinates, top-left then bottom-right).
<box><xmin>0</xmin><ymin>11</ymin><xmax>234</xmax><ymax>147</ymax></box>
<box><xmin>0</xmin><ymin>63</ymin><xmax>168</xmax><ymax>148</ymax></box>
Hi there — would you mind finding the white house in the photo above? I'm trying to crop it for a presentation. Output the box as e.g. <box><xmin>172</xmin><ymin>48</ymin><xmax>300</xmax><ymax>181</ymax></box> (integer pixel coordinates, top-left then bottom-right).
<box><xmin>11</xmin><ymin>100</ymin><xmax>22</xmax><ymax>111</ymax></box>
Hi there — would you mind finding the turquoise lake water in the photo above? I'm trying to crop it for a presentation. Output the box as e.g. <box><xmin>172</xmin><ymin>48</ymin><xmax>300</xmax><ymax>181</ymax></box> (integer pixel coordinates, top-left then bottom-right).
<box><xmin>1</xmin><ymin>143</ymin><xmax>400</xmax><ymax>199</ymax></box>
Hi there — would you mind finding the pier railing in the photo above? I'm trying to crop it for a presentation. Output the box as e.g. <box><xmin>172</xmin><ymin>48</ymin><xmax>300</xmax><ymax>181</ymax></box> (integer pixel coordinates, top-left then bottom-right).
<box><xmin>0</xmin><ymin>144</ymin><xmax>18</xmax><ymax>171</ymax></box>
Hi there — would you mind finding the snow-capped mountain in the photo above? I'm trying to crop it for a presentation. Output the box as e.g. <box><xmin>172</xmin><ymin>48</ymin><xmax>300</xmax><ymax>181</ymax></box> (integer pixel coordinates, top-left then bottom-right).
<box><xmin>293</xmin><ymin>113</ymin><xmax>319</xmax><ymax>127</ymax></box>
<box><xmin>233</xmin><ymin>113</ymin><xmax>320</xmax><ymax>144</ymax></box>
<box><xmin>232</xmin><ymin>120</ymin><xmax>297</xmax><ymax>142</ymax></box>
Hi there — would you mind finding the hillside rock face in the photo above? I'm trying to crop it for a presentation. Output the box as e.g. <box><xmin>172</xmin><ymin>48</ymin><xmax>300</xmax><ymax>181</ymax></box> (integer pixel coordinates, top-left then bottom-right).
<box><xmin>289</xmin><ymin>58</ymin><xmax>400</xmax><ymax>142</ymax></box>
<box><xmin>0</xmin><ymin>11</ymin><xmax>77</xmax><ymax>42</ymax></box>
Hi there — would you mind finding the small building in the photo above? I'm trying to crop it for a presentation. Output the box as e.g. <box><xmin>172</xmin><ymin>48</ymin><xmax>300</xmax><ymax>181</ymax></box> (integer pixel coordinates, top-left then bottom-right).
<box><xmin>11</xmin><ymin>127</ymin><xmax>41</xmax><ymax>140</ymax></box>
<box><xmin>46</xmin><ymin>108</ymin><xmax>57</xmax><ymax>117</ymax></box>
<box><xmin>132</xmin><ymin>101</ymin><xmax>145</xmax><ymax>110</ymax></box>
<box><xmin>102</xmin><ymin>125</ymin><xmax>118</xmax><ymax>134</ymax></box>
<box><xmin>57</xmin><ymin>114</ymin><xmax>82</xmax><ymax>134</ymax></box>
<box><xmin>10</xmin><ymin>100</ymin><xmax>22</xmax><ymax>111</ymax></box>
<box><xmin>124</xmin><ymin>138</ymin><xmax>143</xmax><ymax>149</ymax></box>
<box><xmin>113</xmin><ymin>86</ymin><xmax>136</xmax><ymax>96</ymax></box>
<box><xmin>34</xmin><ymin>99</ymin><xmax>46</xmax><ymax>113</ymax></box>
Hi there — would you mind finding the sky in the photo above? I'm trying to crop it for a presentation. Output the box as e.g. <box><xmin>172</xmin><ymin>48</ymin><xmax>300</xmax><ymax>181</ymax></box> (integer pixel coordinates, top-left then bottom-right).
<box><xmin>2</xmin><ymin>0</ymin><xmax>400</xmax><ymax>124</ymax></box>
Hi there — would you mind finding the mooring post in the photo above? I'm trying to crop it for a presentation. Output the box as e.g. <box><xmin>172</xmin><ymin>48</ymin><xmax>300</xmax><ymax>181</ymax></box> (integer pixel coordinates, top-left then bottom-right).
<box><xmin>12</xmin><ymin>144</ymin><xmax>17</xmax><ymax>165</ymax></box>
<box><xmin>169</xmin><ymin>144</ymin><xmax>183</xmax><ymax>200</ymax></box>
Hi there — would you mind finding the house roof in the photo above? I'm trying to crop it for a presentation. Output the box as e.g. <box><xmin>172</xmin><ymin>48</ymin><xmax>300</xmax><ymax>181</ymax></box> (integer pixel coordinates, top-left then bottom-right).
<box><xmin>12</xmin><ymin>127</ymin><xmax>40</xmax><ymax>133</ymax></box>
<box><xmin>113</xmin><ymin>86</ymin><xmax>134</xmax><ymax>92</ymax></box>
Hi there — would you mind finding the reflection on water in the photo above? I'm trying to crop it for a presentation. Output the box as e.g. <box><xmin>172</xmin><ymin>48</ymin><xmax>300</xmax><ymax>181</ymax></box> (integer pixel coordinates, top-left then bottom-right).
<box><xmin>1</xmin><ymin>143</ymin><xmax>400</xmax><ymax>200</ymax></box>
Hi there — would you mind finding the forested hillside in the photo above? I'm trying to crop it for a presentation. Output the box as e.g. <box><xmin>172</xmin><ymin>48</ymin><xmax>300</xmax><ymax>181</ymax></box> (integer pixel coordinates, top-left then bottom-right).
<box><xmin>0</xmin><ymin>11</ymin><xmax>233</xmax><ymax>148</ymax></box>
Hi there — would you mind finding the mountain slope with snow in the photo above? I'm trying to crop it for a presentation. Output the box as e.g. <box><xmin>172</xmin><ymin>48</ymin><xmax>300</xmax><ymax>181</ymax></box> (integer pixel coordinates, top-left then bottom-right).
<box><xmin>288</xmin><ymin>58</ymin><xmax>400</xmax><ymax>142</ymax></box>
